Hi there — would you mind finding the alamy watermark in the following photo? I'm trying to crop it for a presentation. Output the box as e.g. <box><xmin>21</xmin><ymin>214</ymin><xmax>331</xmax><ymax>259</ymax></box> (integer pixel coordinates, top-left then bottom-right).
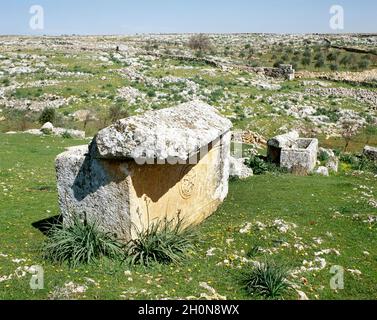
<box><xmin>330</xmin><ymin>265</ymin><xmax>344</xmax><ymax>290</ymax></box>
<box><xmin>329</xmin><ymin>5</ymin><xmax>344</xmax><ymax>30</ymax></box>
<box><xmin>29</xmin><ymin>5</ymin><xmax>44</xmax><ymax>30</ymax></box>
<box><xmin>29</xmin><ymin>265</ymin><xmax>44</xmax><ymax>290</ymax></box>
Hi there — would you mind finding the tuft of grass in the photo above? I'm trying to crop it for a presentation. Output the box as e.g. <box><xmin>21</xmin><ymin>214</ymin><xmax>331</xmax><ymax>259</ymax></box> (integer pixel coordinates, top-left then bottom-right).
<box><xmin>240</xmin><ymin>259</ymin><xmax>291</xmax><ymax>299</ymax></box>
<box><xmin>42</xmin><ymin>216</ymin><xmax>125</xmax><ymax>267</ymax></box>
<box><xmin>126</xmin><ymin>217</ymin><xmax>196</xmax><ymax>267</ymax></box>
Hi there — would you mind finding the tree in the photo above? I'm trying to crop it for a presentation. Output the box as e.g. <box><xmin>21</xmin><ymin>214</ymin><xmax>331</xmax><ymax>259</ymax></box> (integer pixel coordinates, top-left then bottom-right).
<box><xmin>301</xmin><ymin>57</ymin><xmax>311</xmax><ymax>66</ymax></box>
<box><xmin>327</xmin><ymin>52</ymin><xmax>338</xmax><ymax>62</ymax></box>
<box><xmin>340</xmin><ymin>119</ymin><xmax>362</xmax><ymax>151</ymax></box>
<box><xmin>330</xmin><ymin>63</ymin><xmax>339</xmax><ymax>71</ymax></box>
<box><xmin>188</xmin><ymin>34</ymin><xmax>212</xmax><ymax>52</ymax></box>
<box><xmin>38</xmin><ymin>107</ymin><xmax>56</xmax><ymax>125</ymax></box>
<box><xmin>315</xmin><ymin>57</ymin><xmax>325</xmax><ymax>69</ymax></box>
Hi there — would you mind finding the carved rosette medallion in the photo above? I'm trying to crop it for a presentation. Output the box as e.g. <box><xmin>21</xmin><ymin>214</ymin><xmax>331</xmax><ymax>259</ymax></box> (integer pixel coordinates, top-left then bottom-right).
<box><xmin>179</xmin><ymin>166</ymin><xmax>196</xmax><ymax>199</ymax></box>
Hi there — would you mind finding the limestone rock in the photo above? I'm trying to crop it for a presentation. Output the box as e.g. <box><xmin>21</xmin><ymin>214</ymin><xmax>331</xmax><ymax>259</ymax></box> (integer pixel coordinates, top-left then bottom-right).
<box><xmin>268</xmin><ymin>131</ymin><xmax>318</xmax><ymax>174</ymax></box>
<box><xmin>93</xmin><ymin>100</ymin><xmax>232</xmax><ymax>162</ymax></box>
<box><xmin>363</xmin><ymin>145</ymin><xmax>377</xmax><ymax>161</ymax></box>
<box><xmin>41</xmin><ymin>122</ymin><xmax>54</xmax><ymax>132</ymax></box>
<box><xmin>229</xmin><ymin>157</ymin><xmax>253</xmax><ymax>179</ymax></box>
<box><xmin>315</xmin><ymin>166</ymin><xmax>329</xmax><ymax>176</ymax></box>
<box><xmin>326</xmin><ymin>157</ymin><xmax>339</xmax><ymax>173</ymax></box>
<box><xmin>56</xmin><ymin>101</ymin><xmax>232</xmax><ymax>242</ymax></box>
<box><xmin>267</xmin><ymin>131</ymin><xmax>300</xmax><ymax>149</ymax></box>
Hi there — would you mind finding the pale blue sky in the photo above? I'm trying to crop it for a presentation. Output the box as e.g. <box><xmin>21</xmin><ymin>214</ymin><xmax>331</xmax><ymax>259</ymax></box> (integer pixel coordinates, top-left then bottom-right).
<box><xmin>0</xmin><ymin>0</ymin><xmax>376</xmax><ymax>35</ymax></box>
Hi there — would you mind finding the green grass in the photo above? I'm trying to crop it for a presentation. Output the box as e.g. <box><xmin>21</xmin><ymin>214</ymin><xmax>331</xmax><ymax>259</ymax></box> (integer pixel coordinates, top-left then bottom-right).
<box><xmin>1</xmin><ymin>133</ymin><xmax>377</xmax><ymax>300</ymax></box>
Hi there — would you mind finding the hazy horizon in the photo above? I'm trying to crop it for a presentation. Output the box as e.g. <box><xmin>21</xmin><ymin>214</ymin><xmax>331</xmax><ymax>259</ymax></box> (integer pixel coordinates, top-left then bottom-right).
<box><xmin>0</xmin><ymin>0</ymin><xmax>376</xmax><ymax>36</ymax></box>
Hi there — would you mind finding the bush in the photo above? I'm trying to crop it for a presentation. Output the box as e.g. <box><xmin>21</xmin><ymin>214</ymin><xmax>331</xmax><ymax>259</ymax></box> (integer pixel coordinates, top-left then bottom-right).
<box><xmin>42</xmin><ymin>216</ymin><xmax>124</xmax><ymax>267</ymax></box>
<box><xmin>126</xmin><ymin>217</ymin><xmax>195</xmax><ymax>266</ymax></box>
<box><xmin>61</xmin><ymin>131</ymin><xmax>72</xmax><ymax>139</ymax></box>
<box><xmin>108</xmin><ymin>103</ymin><xmax>129</xmax><ymax>123</ymax></box>
<box><xmin>330</xmin><ymin>63</ymin><xmax>339</xmax><ymax>71</ymax></box>
<box><xmin>245</xmin><ymin>156</ymin><xmax>287</xmax><ymax>175</ymax></box>
<box><xmin>240</xmin><ymin>259</ymin><xmax>291</xmax><ymax>299</ymax></box>
<box><xmin>38</xmin><ymin>108</ymin><xmax>56</xmax><ymax>125</ymax></box>
<box><xmin>188</xmin><ymin>34</ymin><xmax>212</xmax><ymax>52</ymax></box>
<box><xmin>314</xmin><ymin>107</ymin><xmax>340</xmax><ymax>122</ymax></box>
<box><xmin>245</xmin><ymin>156</ymin><xmax>268</xmax><ymax>175</ymax></box>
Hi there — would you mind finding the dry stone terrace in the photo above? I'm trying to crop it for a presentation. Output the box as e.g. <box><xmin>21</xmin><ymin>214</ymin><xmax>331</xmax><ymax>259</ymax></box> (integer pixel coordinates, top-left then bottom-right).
<box><xmin>56</xmin><ymin>101</ymin><xmax>232</xmax><ymax>242</ymax></box>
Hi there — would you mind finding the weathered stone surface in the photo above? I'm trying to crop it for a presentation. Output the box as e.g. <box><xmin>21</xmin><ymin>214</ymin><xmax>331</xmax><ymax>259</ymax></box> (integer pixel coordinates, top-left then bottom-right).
<box><xmin>363</xmin><ymin>145</ymin><xmax>377</xmax><ymax>161</ymax></box>
<box><xmin>229</xmin><ymin>156</ymin><xmax>253</xmax><ymax>179</ymax></box>
<box><xmin>93</xmin><ymin>100</ymin><xmax>232</xmax><ymax>162</ymax></box>
<box><xmin>268</xmin><ymin>131</ymin><xmax>318</xmax><ymax>173</ymax></box>
<box><xmin>315</xmin><ymin>166</ymin><xmax>329</xmax><ymax>176</ymax></box>
<box><xmin>56</xmin><ymin>101</ymin><xmax>232</xmax><ymax>241</ymax></box>
<box><xmin>41</xmin><ymin>122</ymin><xmax>54</xmax><ymax>132</ymax></box>
<box><xmin>280</xmin><ymin>138</ymin><xmax>318</xmax><ymax>173</ymax></box>
<box><xmin>326</xmin><ymin>157</ymin><xmax>339</xmax><ymax>173</ymax></box>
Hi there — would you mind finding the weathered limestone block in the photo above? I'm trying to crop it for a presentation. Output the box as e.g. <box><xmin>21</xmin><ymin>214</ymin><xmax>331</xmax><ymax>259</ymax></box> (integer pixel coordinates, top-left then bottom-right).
<box><xmin>267</xmin><ymin>131</ymin><xmax>318</xmax><ymax>173</ymax></box>
<box><xmin>229</xmin><ymin>156</ymin><xmax>253</xmax><ymax>179</ymax></box>
<box><xmin>315</xmin><ymin>166</ymin><xmax>329</xmax><ymax>176</ymax></box>
<box><xmin>363</xmin><ymin>145</ymin><xmax>377</xmax><ymax>161</ymax></box>
<box><xmin>56</xmin><ymin>101</ymin><xmax>232</xmax><ymax>242</ymax></box>
<box><xmin>280</xmin><ymin>139</ymin><xmax>318</xmax><ymax>173</ymax></box>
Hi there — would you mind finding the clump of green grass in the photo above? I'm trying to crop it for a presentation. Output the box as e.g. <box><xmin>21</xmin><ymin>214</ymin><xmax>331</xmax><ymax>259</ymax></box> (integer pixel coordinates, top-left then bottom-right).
<box><xmin>42</xmin><ymin>216</ymin><xmax>124</xmax><ymax>267</ymax></box>
<box><xmin>240</xmin><ymin>259</ymin><xmax>291</xmax><ymax>299</ymax></box>
<box><xmin>126</xmin><ymin>217</ymin><xmax>196</xmax><ymax>267</ymax></box>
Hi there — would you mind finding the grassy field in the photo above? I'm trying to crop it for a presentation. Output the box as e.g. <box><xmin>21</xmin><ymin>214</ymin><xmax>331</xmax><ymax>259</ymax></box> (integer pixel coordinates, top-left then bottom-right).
<box><xmin>1</xmin><ymin>133</ymin><xmax>376</xmax><ymax>300</ymax></box>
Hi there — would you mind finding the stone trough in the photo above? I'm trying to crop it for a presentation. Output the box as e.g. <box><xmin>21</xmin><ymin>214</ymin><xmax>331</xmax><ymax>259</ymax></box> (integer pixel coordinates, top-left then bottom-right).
<box><xmin>55</xmin><ymin>101</ymin><xmax>232</xmax><ymax>242</ymax></box>
<box><xmin>267</xmin><ymin>131</ymin><xmax>318</xmax><ymax>174</ymax></box>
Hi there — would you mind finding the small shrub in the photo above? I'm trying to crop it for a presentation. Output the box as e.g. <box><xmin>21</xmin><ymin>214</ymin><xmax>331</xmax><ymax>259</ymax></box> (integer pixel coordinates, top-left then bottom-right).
<box><xmin>42</xmin><ymin>216</ymin><xmax>124</xmax><ymax>267</ymax></box>
<box><xmin>1</xmin><ymin>78</ymin><xmax>10</xmax><ymax>86</ymax></box>
<box><xmin>188</xmin><ymin>34</ymin><xmax>212</xmax><ymax>52</ymax></box>
<box><xmin>38</xmin><ymin>107</ymin><xmax>56</xmax><ymax>125</ymax></box>
<box><xmin>108</xmin><ymin>103</ymin><xmax>129</xmax><ymax>123</ymax></box>
<box><xmin>339</xmin><ymin>152</ymin><xmax>358</xmax><ymax>165</ymax></box>
<box><xmin>126</xmin><ymin>217</ymin><xmax>195</xmax><ymax>266</ymax></box>
<box><xmin>61</xmin><ymin>131</ymin><xmax>72</xmax><ymax>139</ymax></box>
<box><xmin>240</xmin><ymin>260</ymin><xmax>291</xmax><ymax>299</ymax></box>
<box><xmin>245</xmin><ymin>156</ymin><xmax>268</xmax><ymax>175</ymax></box>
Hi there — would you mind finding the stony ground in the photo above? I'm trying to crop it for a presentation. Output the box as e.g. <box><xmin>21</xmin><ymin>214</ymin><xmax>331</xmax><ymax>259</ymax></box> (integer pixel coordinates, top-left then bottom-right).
<box><xmin>0</xmin><ymin>134</ymin><xmax>376</xmax><ymax>300</ymax></box>
<box><xmin>0</xmin><ymin>34</ymin><xmax>377</xmax><ymax>300</ymax></box>
<box><xmin>0</xmin><ymin>34</ymin><xmax>376</xmax><ymax>148</ymax></box>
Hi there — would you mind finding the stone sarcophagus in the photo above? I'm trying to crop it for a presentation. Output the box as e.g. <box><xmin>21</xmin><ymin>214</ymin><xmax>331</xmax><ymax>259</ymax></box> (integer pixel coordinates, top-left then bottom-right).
<box><xmin>267</xmin><ymin>131</ymin><xmax>318</xmax><ymax>174</ymax></box>
<box><xmin>56</xmin><ymin>101</ymin><xmax>232</xmax><ymax>242</ymax></box>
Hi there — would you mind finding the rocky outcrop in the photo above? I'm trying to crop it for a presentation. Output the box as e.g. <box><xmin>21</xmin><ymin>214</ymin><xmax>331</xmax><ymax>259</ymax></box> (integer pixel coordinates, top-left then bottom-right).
<box><xmin>363</xmin><ymin>145</ymin><xmax>377</xmax><ymax>161</ymax></box>
<box><xmin>229</xmin><ymin>157</ymin><xmax>253</xmax><ymax>179</ymax></box>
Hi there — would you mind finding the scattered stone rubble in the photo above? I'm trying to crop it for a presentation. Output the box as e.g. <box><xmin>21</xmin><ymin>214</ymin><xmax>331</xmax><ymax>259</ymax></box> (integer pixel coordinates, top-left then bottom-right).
<box><xmin>23</xmin><ymin>122</ymin><xmax>85</xmax><ymax>139</ymax></box>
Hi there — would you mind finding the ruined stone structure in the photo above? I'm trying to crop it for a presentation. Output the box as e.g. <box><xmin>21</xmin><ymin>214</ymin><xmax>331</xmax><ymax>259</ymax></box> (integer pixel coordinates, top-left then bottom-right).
<box><xmin>55</xmin><ymin>101</ymin><xmax>232</xmax><ymax>242</ymax></box>
<box><xmin>267</xmin><ymin>131</ymin><xmax>318</xmax><ymax>173</ymax></box>
<box><xmin>249</xmin><ymin>64</ymin><xmax>295</xmax><ymax>80</ymax></box>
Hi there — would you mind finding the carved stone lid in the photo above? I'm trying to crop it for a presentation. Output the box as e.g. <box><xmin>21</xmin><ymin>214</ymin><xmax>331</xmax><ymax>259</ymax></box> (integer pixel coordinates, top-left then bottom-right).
<box><xmin>93</xmin><ymin>100</ymin><xmax>232</xmax><ymax>161</ymax></box>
